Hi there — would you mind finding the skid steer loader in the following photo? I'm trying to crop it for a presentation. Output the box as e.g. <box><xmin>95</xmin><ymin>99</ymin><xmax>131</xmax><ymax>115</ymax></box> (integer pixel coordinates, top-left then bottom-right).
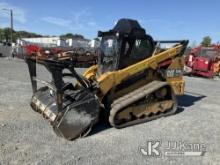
<box><xmin>26</xmin><ymin>19</ymin><xmax>188</xmax><ymax>140</ymax></box>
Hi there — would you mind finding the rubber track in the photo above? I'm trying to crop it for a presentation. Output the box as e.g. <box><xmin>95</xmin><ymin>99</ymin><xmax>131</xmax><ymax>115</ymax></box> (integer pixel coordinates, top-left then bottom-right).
<box><xmin>109</xmin><ymin>80</ymin><xmax>177</xmax><ymax>128</ymax></box>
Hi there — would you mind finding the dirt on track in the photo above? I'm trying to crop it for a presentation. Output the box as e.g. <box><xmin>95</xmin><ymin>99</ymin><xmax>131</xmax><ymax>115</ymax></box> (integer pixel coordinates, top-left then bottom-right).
<box><xmin>0</xmin><ymin>58</ymin><xmax>219</xmax><ymax>165</ymax></box>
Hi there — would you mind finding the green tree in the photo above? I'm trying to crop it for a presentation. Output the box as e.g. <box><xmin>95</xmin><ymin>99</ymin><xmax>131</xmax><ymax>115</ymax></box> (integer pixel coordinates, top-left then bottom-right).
<box><xmin>16</xmin><ymin>31</ymin><xmax>42</xmax><ymax>38</ymax></box>
<box><xmin>3</xmin><ymin>28</ymin><xmax>11</xmax><ymax>42</ymax></box>
<box><xmin>0</xmin><ymin>28</ymin><xmax>43</xmax><ymax>43</ymax></box>
<box><xmin>13</xmin><ymin>33</ymin><xmax>20</xmax><ymax>42</ymax></box>
<box><xmin>0</xmin><ymin>29</ymin><xmax>4</xmax><ymax>42</ymax></box>
<box><xmin>201</xmin><ymin>36</ymin><xmax>212</xmax><ymax>46</ymax></box>
<box><xmin>60</xmin><ymin>33</ymin><xmax>84</xmax><ymax>39</ymax></box>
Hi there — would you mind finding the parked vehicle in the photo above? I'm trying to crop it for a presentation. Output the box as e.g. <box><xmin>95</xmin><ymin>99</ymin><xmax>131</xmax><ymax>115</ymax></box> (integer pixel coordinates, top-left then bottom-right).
<box><xmin>185</xmin><ymin>45</ymin><xmax>220</xmax><ymax>78</ymax></box>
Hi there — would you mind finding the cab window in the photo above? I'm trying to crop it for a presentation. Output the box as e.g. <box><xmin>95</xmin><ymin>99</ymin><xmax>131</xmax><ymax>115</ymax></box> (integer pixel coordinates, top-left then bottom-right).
<box><xmin>130</xmin><ymin>39</ymin><xmax>153</xmax><ymax>59</ymax></box>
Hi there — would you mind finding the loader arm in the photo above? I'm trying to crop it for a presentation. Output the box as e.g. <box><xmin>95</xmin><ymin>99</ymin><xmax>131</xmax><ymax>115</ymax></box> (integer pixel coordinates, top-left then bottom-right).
<box><xmin>84</xmin><ymin>41</ymin><xmax>188</xmax><ymax>98</ymax></box>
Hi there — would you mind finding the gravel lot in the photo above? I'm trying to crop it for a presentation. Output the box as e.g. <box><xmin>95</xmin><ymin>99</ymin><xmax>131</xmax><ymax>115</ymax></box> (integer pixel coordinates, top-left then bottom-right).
<box><xmin>0</xmin><ymin>58</ymin><xmax>219</xmax><ymax>165</ymax></box>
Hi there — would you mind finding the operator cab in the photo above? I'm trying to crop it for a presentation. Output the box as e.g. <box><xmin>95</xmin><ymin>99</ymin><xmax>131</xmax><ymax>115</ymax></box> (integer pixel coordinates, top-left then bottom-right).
<box><xmin>97</xmin><ymin>18</ymin><xmax>155</xmax><ymax>74</ymax></box>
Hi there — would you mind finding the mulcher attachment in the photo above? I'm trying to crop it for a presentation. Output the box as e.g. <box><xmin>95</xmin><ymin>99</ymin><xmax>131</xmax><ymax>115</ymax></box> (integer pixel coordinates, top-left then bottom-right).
<box><xmin>31</xmin><ymin>87</ymin><xmax>99</xmax><ymax>140</ymax></box>
<box><xmin>26</xmin><ymin>56</ymin><xmax>99</xmax><ymax>140</ymax></box>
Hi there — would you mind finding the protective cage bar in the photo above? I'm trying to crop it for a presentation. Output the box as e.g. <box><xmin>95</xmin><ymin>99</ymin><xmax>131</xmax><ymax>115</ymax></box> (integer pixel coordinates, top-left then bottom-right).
<box><xmin>25</xmin><ymin>57</ymin><xmax>90</xmax><ymax>113</ymax></box>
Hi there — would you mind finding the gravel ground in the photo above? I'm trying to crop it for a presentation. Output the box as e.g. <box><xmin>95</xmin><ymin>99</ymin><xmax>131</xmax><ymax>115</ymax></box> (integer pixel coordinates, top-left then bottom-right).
<box><xmin>0</xmin><ymin>58</ymin><xmax>219</xmax><ymax>165</ymax></box>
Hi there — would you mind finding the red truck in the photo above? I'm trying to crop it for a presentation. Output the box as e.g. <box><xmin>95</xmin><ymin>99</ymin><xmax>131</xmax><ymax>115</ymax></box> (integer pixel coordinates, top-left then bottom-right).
<box><xmin>185</xmin><ymin>44</ymin><xmax>220</xmax><ymax>78</ymax></box>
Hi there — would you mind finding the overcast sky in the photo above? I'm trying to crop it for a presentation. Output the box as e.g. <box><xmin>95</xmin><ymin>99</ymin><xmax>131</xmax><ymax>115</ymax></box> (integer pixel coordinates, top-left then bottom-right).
<box><xmin>0</xmin><ymin>0</ymin><xmax>219</xmax><ymax>45</ymax></box>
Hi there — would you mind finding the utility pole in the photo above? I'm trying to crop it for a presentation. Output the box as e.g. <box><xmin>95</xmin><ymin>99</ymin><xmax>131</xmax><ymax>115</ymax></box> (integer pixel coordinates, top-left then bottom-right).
<box><xmin>2</xmin><ymin>9</ymin><xmax>13</xmax><ymax>44</ymax></box>
<box><xmin>2</xmin><ymin>8</ymin><xmax>14</xmax><ymax>57</ymax></box>
<box><xmin>10</xmin><ymin>9</ymin><xmax>13</xmax><ymax>45</ymax></box>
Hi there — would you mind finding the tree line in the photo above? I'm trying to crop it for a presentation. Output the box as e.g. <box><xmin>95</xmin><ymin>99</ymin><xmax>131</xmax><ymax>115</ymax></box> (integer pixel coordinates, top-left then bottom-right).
<box><xmin>190</xmin><ymin>36</ymin><xmax>219</xmax><ymax>48</ymax></box>
<box><xmin>201</xmin><ymin>36</ymin><xmax>212</xmax><ymax>47</ymax></box>
<box><xmin>0</xmin><ymin>28</ymin><xmax>85</xmax><ymax>43</ymax></box>
<box><xmin>0</xmin><ymin>28</ymin><xmax>42</xmax><ymax>43</ymax></box>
